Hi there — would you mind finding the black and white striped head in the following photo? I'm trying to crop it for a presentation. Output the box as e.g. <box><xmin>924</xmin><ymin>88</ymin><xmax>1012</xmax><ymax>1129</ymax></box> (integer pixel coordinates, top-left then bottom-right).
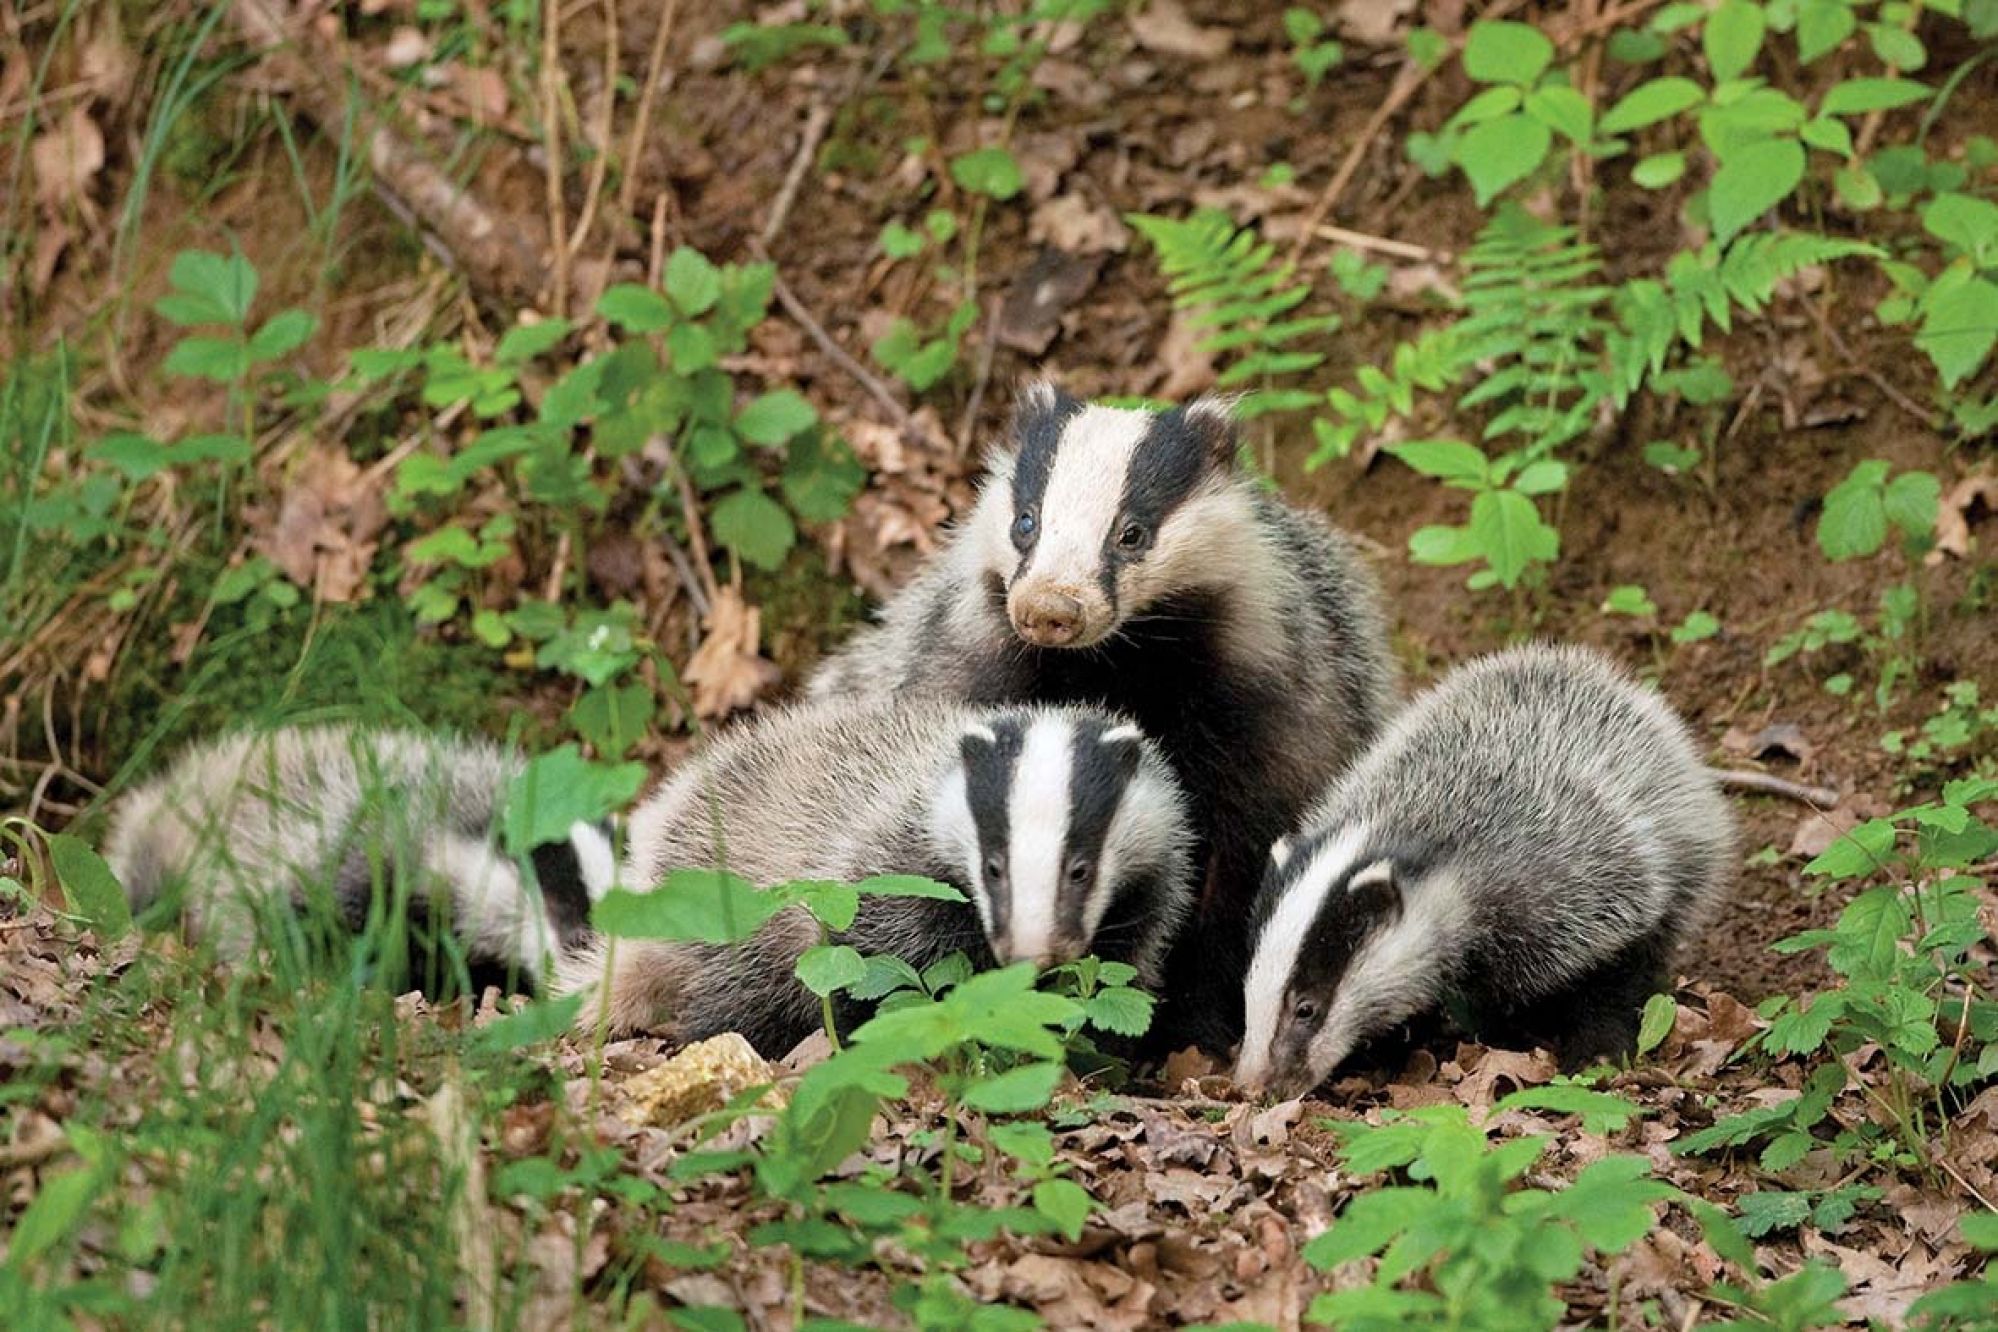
<box><xmin>926</xmin><ymin>708</ymin><xmax>1193</xmax><ymax>978</ymax></box>
<box><xmin>1235</xmin><ymin>826</ymin><xmax>1461</xmax><ymax>1100</ymax></box>
<box><xmin>526</xmin><ymin>819</ymin><xmax>621</xmax><ymax>943</ymax></box>
<box><xmin>983</xmin><ymin>384</ymin><xmax>1246</xmax><ymax>649</ymax></box>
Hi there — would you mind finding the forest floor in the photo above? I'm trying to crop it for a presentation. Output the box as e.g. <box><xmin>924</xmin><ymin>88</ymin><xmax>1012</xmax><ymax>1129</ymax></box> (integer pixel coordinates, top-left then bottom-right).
<box><xmin>4</xmin><ymin>1</ymin><xmax>1997</xmax><ymax>1328</ymax></box>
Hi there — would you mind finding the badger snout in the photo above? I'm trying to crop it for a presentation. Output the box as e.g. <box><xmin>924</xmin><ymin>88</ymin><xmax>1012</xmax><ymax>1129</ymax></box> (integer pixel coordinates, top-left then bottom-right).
<box><xmin>994</xmin><ymin>933</ymin><xmax>1086</xmax><ymax>970</ymax></box>
<box><xmin>1008</xmin><ymin>584</ymin><xmax>1111</xmax><ymax>648</ymax></box>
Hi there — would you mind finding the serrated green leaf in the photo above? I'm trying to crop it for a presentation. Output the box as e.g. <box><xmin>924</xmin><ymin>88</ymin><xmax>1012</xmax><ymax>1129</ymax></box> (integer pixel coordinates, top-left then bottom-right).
<box><xmin>1083</xmin><ymin>986</ymin><xmax>1154</xmax><ymax>1037</ymax></box>
<box><xmin>1918</xmin><ymin>275</ymin><xmax>1998</xmax><ymax>388</ymax></box>
<box><xmin>1818</xmin><ymin>462</ymin><xmax>1889</xmax><ymax>560</ymax></box>
<box><xmin>1883</xmin><ymin>470</ymin><xmax>1939</xmax><ymax>542</ymax></box>
<box><xmin>961</xmin><ymin>1060</ymin><xmax>1064</xmax><ymax>1113</ymax></box>
<box><xmin>735</xmin><ymin>389</ymin><xmax>817</xmax><ymax>445</ymax></box>
<box><xmin>163</xmin><ymin>335</ymin><xmax>249</xmax><ymax>383</ymax></box>
<box><xmin>949</xmin><ymin>147</ymin><xmax>1024</xmax><ymax>200</ymax></box>
<box><xmin>1385</xmin><ymin>438</ymin><xmax>1487</xmax><ymax>483</ymax></box>
<box><xmin>247</xmin><ymin>308</ymin><xmax>318</xmax><ymax>362</ymax></box>
<box><xmin>664</xmin><ymin>248</ymin><xmax>723</xmax><ymax>315</ymax></box>
<box><xmin>167</xmin><ymin>250</ymin><xmax>257</xmax><ymax>325</ymax></box>
<box><xmin>1031</xmin><ymin>1178</ymin><xmax>1093</xmax><ymax>1241</ymax></box>
<box><xmin>1458</xmin><ymin>113</ymin><xmax>1553</xmax><ymax>205</ymax></box>
<box><xmin>1469</xmin><ymin>488</ymin><xmax>1560</xmax><ymax>586</ymax></box>
<box><xmin>1708</xmin><ymin>137</ymin><xmax>1805</xmax><ymax>242</ymax></box>
<box><xmin>595</xmin><ymin>869</ymin><xmax>782</xmax><ymax>944</ymax></box>
<box><xmin>710</xmin><ymin>487</ymin><xmax>797</xmax><ymax>572</ymax></box>
<box><xmin>1525</xmin><ymin>85</ymin><xmax>1593</xmax><ymax>143</ymax></box>
<box><xmin>1796</xmin><ymin>0</ymin><xmax>1856</xmax><ymax>63</ymax></box>
<box><xmin>597</xmin><ymin>283</ymin><xmax>676</xmax><ymax>332</ymax></box>
<box><xmin>1638</xmin><ymin>993</ymin><xmax>1678</xmax><ymax>1053</ymax></box>
<box><xmin>796</xmin><ymin>945</ymin><xmax>869</xmax><ymax>998</ymax></box>
<box><xmin>502</xmin><ymin>744</ymin><xmax>646</xmax><ymax>859</ymax></box>
<box><xmin>1923</xmin><ymin>193</ymin><xmax>1998</xmax><ymax>264</ymax></box>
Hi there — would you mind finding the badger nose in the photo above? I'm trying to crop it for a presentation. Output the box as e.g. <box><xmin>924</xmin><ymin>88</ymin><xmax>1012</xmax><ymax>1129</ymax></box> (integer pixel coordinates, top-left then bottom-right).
<box><xmin>1013</xmin><ymin>589</ymin><xmax>1085</xmax><ymax>646</ymax></box>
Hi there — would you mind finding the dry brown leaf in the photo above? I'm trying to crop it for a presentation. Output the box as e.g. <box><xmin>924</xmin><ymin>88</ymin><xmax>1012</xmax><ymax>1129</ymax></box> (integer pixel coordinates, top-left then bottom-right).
<box><xmin>1453</xmin><ymin>1046</ymin><xmax>1556</xmax><ymax>1108</ymax></box>
<box><xmin>31</xmin><ymin>104</ymin><xmax>105</xmax><ymax>210</ymax></box>
<box><xmin>1153</xmin><ymin>308</ymin><xmax>1218</xmax><ymax>399</ymax></box>
<box><xmin>1929</xmin><ymin>472</ymin><xmax>1995</xmax><ymax>564</ymax></box>
<box><xmin>1789</xmin><ymin>806</ymin><xmax>1859</xmax><ymax>860</ymax></box>
<box><xmin>1129</xmin><ymin>0</ymin><xmax>1231</xmax><ymax>58</ymax></box>
<box><xmin>383</xmin><ymin>26</ymin><xmax>433</xmax><ymax>69</ymax></box>
<box><xmin>256</xmin><ymin>447</ymin><xmax>389</xmax><ymax>603</ymax></box>
<box><xmin>682</xmin><ymin>586</ymin><xmax>782</xmax><ymax>719</ymax></box>
<box><xmin>1340</xmin><ymin>0</ymin><xmax>1419</xmax><ymax>44</ymax></box>
<box><xmin>1030</xmin><ymin>193</ymin><xmax>1132</xmax><ymax>255</ymax></box>
<box><xmin>445</xmin><ymin>64</ymin><xmax>510</xmax><ymax>126</ymax></box>
<box><xmin>997</xmin><ymin>249</ymin><xmax>1104</xmax><ymax>355</ymax></box>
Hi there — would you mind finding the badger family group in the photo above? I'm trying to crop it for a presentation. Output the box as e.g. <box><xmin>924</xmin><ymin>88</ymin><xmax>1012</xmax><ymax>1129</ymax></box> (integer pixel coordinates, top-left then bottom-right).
<box><xmin>108</xmin><ymin>386</ymin><xmax>1740</xmax><ymax>1101</ymax></box>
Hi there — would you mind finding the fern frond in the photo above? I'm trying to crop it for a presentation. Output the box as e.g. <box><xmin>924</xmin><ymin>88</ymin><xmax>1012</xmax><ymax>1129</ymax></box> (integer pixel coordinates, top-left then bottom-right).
<box><xmin>1128</xmin><ymin>208</ymin><xmax>1338</xmax><ymax>418</ymax></box>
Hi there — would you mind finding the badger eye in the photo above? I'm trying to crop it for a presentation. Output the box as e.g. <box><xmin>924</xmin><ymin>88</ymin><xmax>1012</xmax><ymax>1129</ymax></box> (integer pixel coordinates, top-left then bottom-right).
<box><xmin>1291</xmin><ymin>998</ymin><xmax>1320</xmax><ymax>1025</ymax></box>
<box><xmin>1011</xmin><ymin>510</ymin><xmax>1038</xmax><ymax>548</ymax></box>
<box><xmin>1064</xmin><ymin>856</ymin><xmax>1093</xmax><ymax>887</ymax></box>
<box><xmin>984</xmin><ymin>852</ymin><xmax>1007</xmax><ymax>883</ymax></box>
<box><xmin>1115</xmin><ymin>521</ymin><xmax>1148</xmax><ymax>551</ymax></box>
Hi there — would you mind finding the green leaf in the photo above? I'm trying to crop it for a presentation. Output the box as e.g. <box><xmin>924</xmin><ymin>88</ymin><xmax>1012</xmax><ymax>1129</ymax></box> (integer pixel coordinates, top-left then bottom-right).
<box><xmin>1031</xmin><ymin>1179</ymin><xmax>1094</xmax><ymax>1242</ymax></box>
<box><xmin>502</xmin><ymin>744</ymin><xmax>646</xmax><ymax>859</ymax></box>
<box><xmin>1601</xmin><ymin>584</ymin><xmax>1658</xmax><ymax>617</ymax></box>
<box><xmin>1820</xmin><ymin>77</ymin><xmax>1933</xmax><ymax>116</ymax></box>
<box><xmin>47</xmin><ymin>834</ymin><xmax>132</xmax><ymax>940</ymax></box>
<box><xmin>1818</xmin><ymin>461</ymin><xmax>1890</xmax><ymax>560</ymax></box>
<box><xmin>1302</xmin><ymin>1186</ymin><xmax>1434</xmax><ymax>1267</ymax></box>
<box><xmin>1796</xmin><ymin>0</ymin><xmax>1856</xmax><ymax>63</ymax></box>
<box><xmin>1708</xmin><ymin>137</ymin><xmax>1805</xmax><ymax>243</ymax></box>
<box><xmin>796</xmin><ymin>945</ymin><xmax>869</xmax><ymax>998</ymax></box>
<box><xmin>1918</xmin><ymin>275</ymin><xmax>1998</xmax><ymax>388</ymax></box>
<box><xmin>1083</xmin><ymin>986</ymin><xmax>1155</xmax><ymax>1037</ymax></box>
<box><xmin>86</xmin><ymin>432</ymin><xmax>171</xmax><ymax>481</ymax></box>
<box><xmin>710</xmin><ymin>487</ymin><xmax>798</xmax><ymax>572</ymax></box>
<box><xmin>471</xmin><ymin>994</ymin><xmax>586</xmax><ymax>1052</ymax></box>
<box><xmin>1670</xmin><ymin>610</ymin><xmax>1721</xmax><ymax>644</ymax></box>
<box><xmin>1600</xmin><ymin>77</ymin><xmax>1705</xmax><ymax>134</ymax></box>
<box><xmin>1384</xmin><ymin>439</ymin><xmax>1486</xmax><ymax>483</ymax></box>
<box><xmin>1457</xmin><ymin>113</ymin><xmax>1552</xmax><ymax>205</ymax></box>
<box><xmin>961</xmin><ymin>1060</ymin><xmax>1064</xmax><ymax>1113</ymax></box>
<box><xmin>1549</xmin><ymin>1156</ymin><xmax>1678</xmax><ymax>1252</ymax></box>
<box><xmin>1631</xmin><ymin>151</ymin><xmax>1687</xmax><ymax>188</ymax></box>
<box><xmin>1525</xmin><ymin>86</ymin><xmax>1593</xmax><ymax>144</ymax></box>
<box><xmin>852</xmin><ymin>874</ymin><xmax>965</xmax><ymax>902</ymax></box>
<box><xmin>949</xmin><ymin>147</ymin><xmax>1024</xmax><ymax>200</ymax></box>
<box><xmin>782</xmin><ymin>432</ymin><xmax>866</xmax><ymax>523</ymax></box>
<box><xmin>7</xmin><ymin>1163</ymin><xmax>102</xmax><ymax>1264</ymax></box>
<box><xmin>1638</xmin><ymin>993</ymin><xmax>1678</xmax><ymax>1052</ymax></box>
<box><xmin>1800</xmin><ymin>116</ymin><xmax>1853</xmax><ymax>158</ymax></box>
<box><xmin>1462</xmin><ymin>21</ymin><xmax>1553</xmax><ymax>85</ymax></box>
<box><xmin>1802</xmin><ymin>817</ymin><xmax>1895</xmax><ymax>878</ymax></box>
<box><xmin>1736</xmin><ymin>1190</ymin><xmax>1814</xmax><ymax>1238</ymax></box>
<box><xmin>1469</xmin><ymin>488</ymin><xmax>1560</xmax><ymax>587</ymax></box>
<box><xmin>1924</xmin><ymin>193</ymin><xmax>1998</xmax><ymax>264</ymax></box>
<box><xmin>1497</xmin><ymin>1085</ymin><xmax>1646</xmax><ymax>1134</ymax></box>
<box><xmin>878</xmin><ymin>221</ymin><xmax>924</xmax><ymax>259</ymax></box>
<box><xmin>1703</xmin><ymin>1</ymin><xmax>1766</xmax><ymax>82</ymax></box>
<box><xmin>166</xmin><ymin>249</ymin><xmax>258</xmax><ymax>325</ymax></box>
<box><xmin>494</xmin><ymin>317</ymin><xmax>572</xmax><ymax>364</ymax></box>
<box><xmin>1866</xmin><ymin>22</ymin><xmax>1925</xmax><ymax>71</ymax></box>
<box><xmin>735</xmin><ymin>389</ymin><xmax>818</xmax><ymax>446</ymax></box>
<box><xmin>567</xmin><ymin>682</ymin><xmax>654</xmax><ymax>758</ymax></box>
<box><xmin>1962</xmin><ymin>1213</ymin><xmax>1998</xmax><ymax>1250</ymax></box>
<box><xmin>247</xmin><ymin>308</ymin><xmax>318</xmax><ymax>362</ymax></box>
<box><xmin>163</xmin><ymin>335</ymin><xmax>249</xmax><ymax>383</ymax></box>
<box><xmin>664</xmin><ymin>248</ymin><xmax>723</xmax><ymax>316</ymax></box>
<box><xmin>1513</xmin><ymin>459</ymin><xmax>1569</xmax><ymax>495</ymax></box>
<box><xmin>1408</xmin><ymin>522</ymin><xmax>1483</xmax><ymax>567</ymax></box>
<box><xmin>595</xmin><ymin>869</ymin><xmax>783</xmax><ymax>944</ymax></box>
<box><xmin>597</xmin><ymin>283</ymin><xmax>676</xmax><ymax>332</ymax></box>
<box><xmin>1883</xmin><ymin>470</ymin><xmax>1939</xmax><ymax>542</ymax></box>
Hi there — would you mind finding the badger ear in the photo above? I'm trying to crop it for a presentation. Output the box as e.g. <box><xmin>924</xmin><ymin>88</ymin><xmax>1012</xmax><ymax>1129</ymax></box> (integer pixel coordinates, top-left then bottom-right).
<box><xmin>1185</xmin><ymin>395</ymin><xmax>1242</xmax><ymax>469</ymax></box>
<box><xmin>1268</xmin><ymin>835</ymin><xmax>1294</xmax><ymax>873</ymax></box>
<box><xmin>1345</xmin><ymin>859</ymin><xmax>1401</xmax><ymax>920</ymax></box>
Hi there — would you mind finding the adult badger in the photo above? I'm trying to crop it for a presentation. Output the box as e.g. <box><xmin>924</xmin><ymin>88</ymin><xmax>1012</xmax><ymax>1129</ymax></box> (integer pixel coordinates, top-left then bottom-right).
<box><xmin>559</xmin><ymin>697</ymin><xmax>1195</xmax><ymax>1056</ymax></box>
<box><xmin>1235</xmin><ymin>644</ymin><xmax>1738</xmax><ymax>1100</ymax></box>
<box><xmin>809</xmin><ymin>386</ymin><xmax>1398</xmax><ymax>1048</ymax></box>
<box><xmin>103</xmin><ymin>725</ymin><xmax>617</xmax><ymax>994</ymax></box>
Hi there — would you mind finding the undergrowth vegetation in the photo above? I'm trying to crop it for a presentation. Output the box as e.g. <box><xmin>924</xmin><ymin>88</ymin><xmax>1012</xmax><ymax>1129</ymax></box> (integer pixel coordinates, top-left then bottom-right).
<box><xmin>3</xmin><ymin>0</ymin><xmax>1995</xmax><ymax>1327</ymax></box>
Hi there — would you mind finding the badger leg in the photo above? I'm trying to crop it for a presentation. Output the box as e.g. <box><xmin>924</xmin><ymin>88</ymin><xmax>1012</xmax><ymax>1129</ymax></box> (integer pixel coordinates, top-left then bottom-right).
<box><xmin>1507</xmin><ymin>927</ymin><xmax>1676</xmax><ymax>1071</ymax></box>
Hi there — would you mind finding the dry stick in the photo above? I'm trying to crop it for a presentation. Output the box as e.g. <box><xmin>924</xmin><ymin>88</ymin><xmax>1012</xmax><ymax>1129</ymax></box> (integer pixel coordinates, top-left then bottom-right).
<box><xmin>1313</xmin><ymin>224</ymin><xmax>1448</xmax><ymax>263</ymax></box>
<box><xmin>1803</xmin><ymin>295</ymin><xmax>1943</xmax><ymax>430</ymax></box>
<box><xmin>616</xmin><ymin>0</ymin><xmax>682</xmax><ymax>218</ymax></box>
<box><xmin>541</xmin><ymin>0</ymin><xmax>570</xmax><ymax>316</ymax></box>
<box><xmin>750</xmin><ymin>241</ymin><xmax>948</xmax><ymax>452</ymax></box>
<box><xmin>954</xmin><ymin>297</ymin><xmax>1003</xmax><ymax>458</ymax></box>
<box><xmin>759</xmin><ymin>100</ymin><xmax>835</xmax><ymax>247</ymax></box>
<box><xmin>1285</xmin><ymin>60</ymin><xmax>1431</xmax><ymax>271</ymax></box>
<box><xmin>1557</xmin><ymin>0</ymin><xmax>1678</xmax><ymax>47</ymax></box>
<box><xmin>566</xmin><ymin>0</ymin><xmax>620</xmax><ymax>261</ymax></box>
<box><xmin>229</xmin><ymin>0</ymin><xmax>542</xmax><ymax>302</ymax></box>
<box><xmin>1712</xmin><ymin>768</ymin><xmax>1840</xmax><ymax>808</ymax></box>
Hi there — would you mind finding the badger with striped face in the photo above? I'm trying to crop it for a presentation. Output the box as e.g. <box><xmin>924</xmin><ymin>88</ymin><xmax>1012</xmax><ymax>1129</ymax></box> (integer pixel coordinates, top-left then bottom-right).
<box><xmin>1235</xmin><ymin>645</ymin><xmax>1738</xmax><ymax>1101</ymax></box>
<box><xmin>809</xmin><ymin>386</ymin><xmax>1399</xmax><ymax>1050</ymax></box>
<box><xmin>102</xmin><ymin>725</ymin><xmax>618</xmax><ymax>995</ymax></box>
<box><xmin>560</xmin><ymin>698</ymin><xmax>1193</xmax><ymax>1055</ymax></box>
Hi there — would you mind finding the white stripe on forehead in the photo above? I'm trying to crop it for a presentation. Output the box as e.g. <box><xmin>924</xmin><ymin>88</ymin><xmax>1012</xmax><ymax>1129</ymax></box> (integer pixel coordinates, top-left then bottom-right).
<box><xmin>1004</xmin><ymin>713</ymin><xmax>1076</xmax><ymax>961</ymax></box>
<box><xmin>1022</xmin><ymin>406</ymin><xmax>1150</xmax><ymax>587</ymax></box>
<box><xmin>1239</xmin><ymin>823</ymin><xmax>1371</xmax><ymax>1082</ymax></box>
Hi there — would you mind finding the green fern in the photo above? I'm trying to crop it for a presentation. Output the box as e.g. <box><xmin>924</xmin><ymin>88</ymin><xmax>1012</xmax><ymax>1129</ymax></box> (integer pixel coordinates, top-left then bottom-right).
<box><xmin>1127</xmin><ymin>209</ymin><xmax>1339</xmax><ymax>417</ymax></box>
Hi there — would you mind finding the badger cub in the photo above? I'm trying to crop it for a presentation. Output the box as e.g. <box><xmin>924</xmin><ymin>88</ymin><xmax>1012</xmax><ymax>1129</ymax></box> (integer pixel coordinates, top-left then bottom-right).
<box><xmin>1235</xmin><ymin>644</ymin><xmax>1736</xmax><ymax>1100</ymax></box>
<box><xmin>103</xmin><ymin>726</ymin><xmax>616</xmax><ymax>994</ymax></box>
<box><xmin>810</xmin><ymin>386</ymin><xmax>1398</xmax><ymax>1048</ymax></box>
<box><xmin>559</xmin><ymin>698</ymin><xmax>1194</xmax><ymax>1056</ymax></box>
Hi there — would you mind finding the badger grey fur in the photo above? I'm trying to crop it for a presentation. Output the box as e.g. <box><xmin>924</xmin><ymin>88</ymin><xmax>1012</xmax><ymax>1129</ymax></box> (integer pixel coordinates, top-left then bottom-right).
<box><xmin>808</xmin><ymin>386</ymin><xmax>1398</xmax><ymax>1047</ymax></box>
<box><xmin>558</xmin><ymin>697</ymin><xmax>1194</xmax><ymax>1057</ymax></box>
<box><xmin>103</xmin><ymin>725</ymin><xmax>617</xmax><ymax>993</ymax></box>
<box><xmin>1235</xmin><ymin>644</ymin><xmax>1736</xmax><ymax>1100</ymax></box>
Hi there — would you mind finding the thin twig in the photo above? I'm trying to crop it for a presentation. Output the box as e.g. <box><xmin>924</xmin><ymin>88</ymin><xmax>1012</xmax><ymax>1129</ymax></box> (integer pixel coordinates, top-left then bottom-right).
<box><xmin>665</xmin><ymin>453</ymin><xmax>722</xmax><ymax>608</ymax></box>
<box><xmin>1803</xmin><ymin>295</ymin><xmax>1944</xmax><ymax>431</ymax></box>
<box><xmin>1558</xmin><ymin>0</ymin><xmax>1677</xmax><ymax>46</ymax></box>
<box><xmin>1285</xmin><ymin>61</ymin><xmax>1431</xmax><ymax>270</ymax></box>
<box><xmin>954</xmin><ymin>297</ymin><xmax>1003</xmax><ymax>459</ymax></box>
<box><xmin>1313</xmin><ymin>224</ymin><xmax>1449</xmax><ymax>263</ymax></box>
<box><xmin>541</xmin><ymin>0</ymin><xmax>570</xmax><ymax>316</ymax></box>
<box><xmin>1713</xmin><ymin>768</ymin><xmax>1840</xmax><ymax>808</ymax></box>
<box><xmin>760</xmin><ymin>100</ymin><xmax>835</xmax><ymax>247</ymax></box>
<box><xmin>566</xmin><ymin>0</ymin><xmax>619</xmax><ymax>261</ymax></box>
<box><xmin>617</xmin><ymin>0</ymin><xmax>682</xmax><ymax>218</ymax></box>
